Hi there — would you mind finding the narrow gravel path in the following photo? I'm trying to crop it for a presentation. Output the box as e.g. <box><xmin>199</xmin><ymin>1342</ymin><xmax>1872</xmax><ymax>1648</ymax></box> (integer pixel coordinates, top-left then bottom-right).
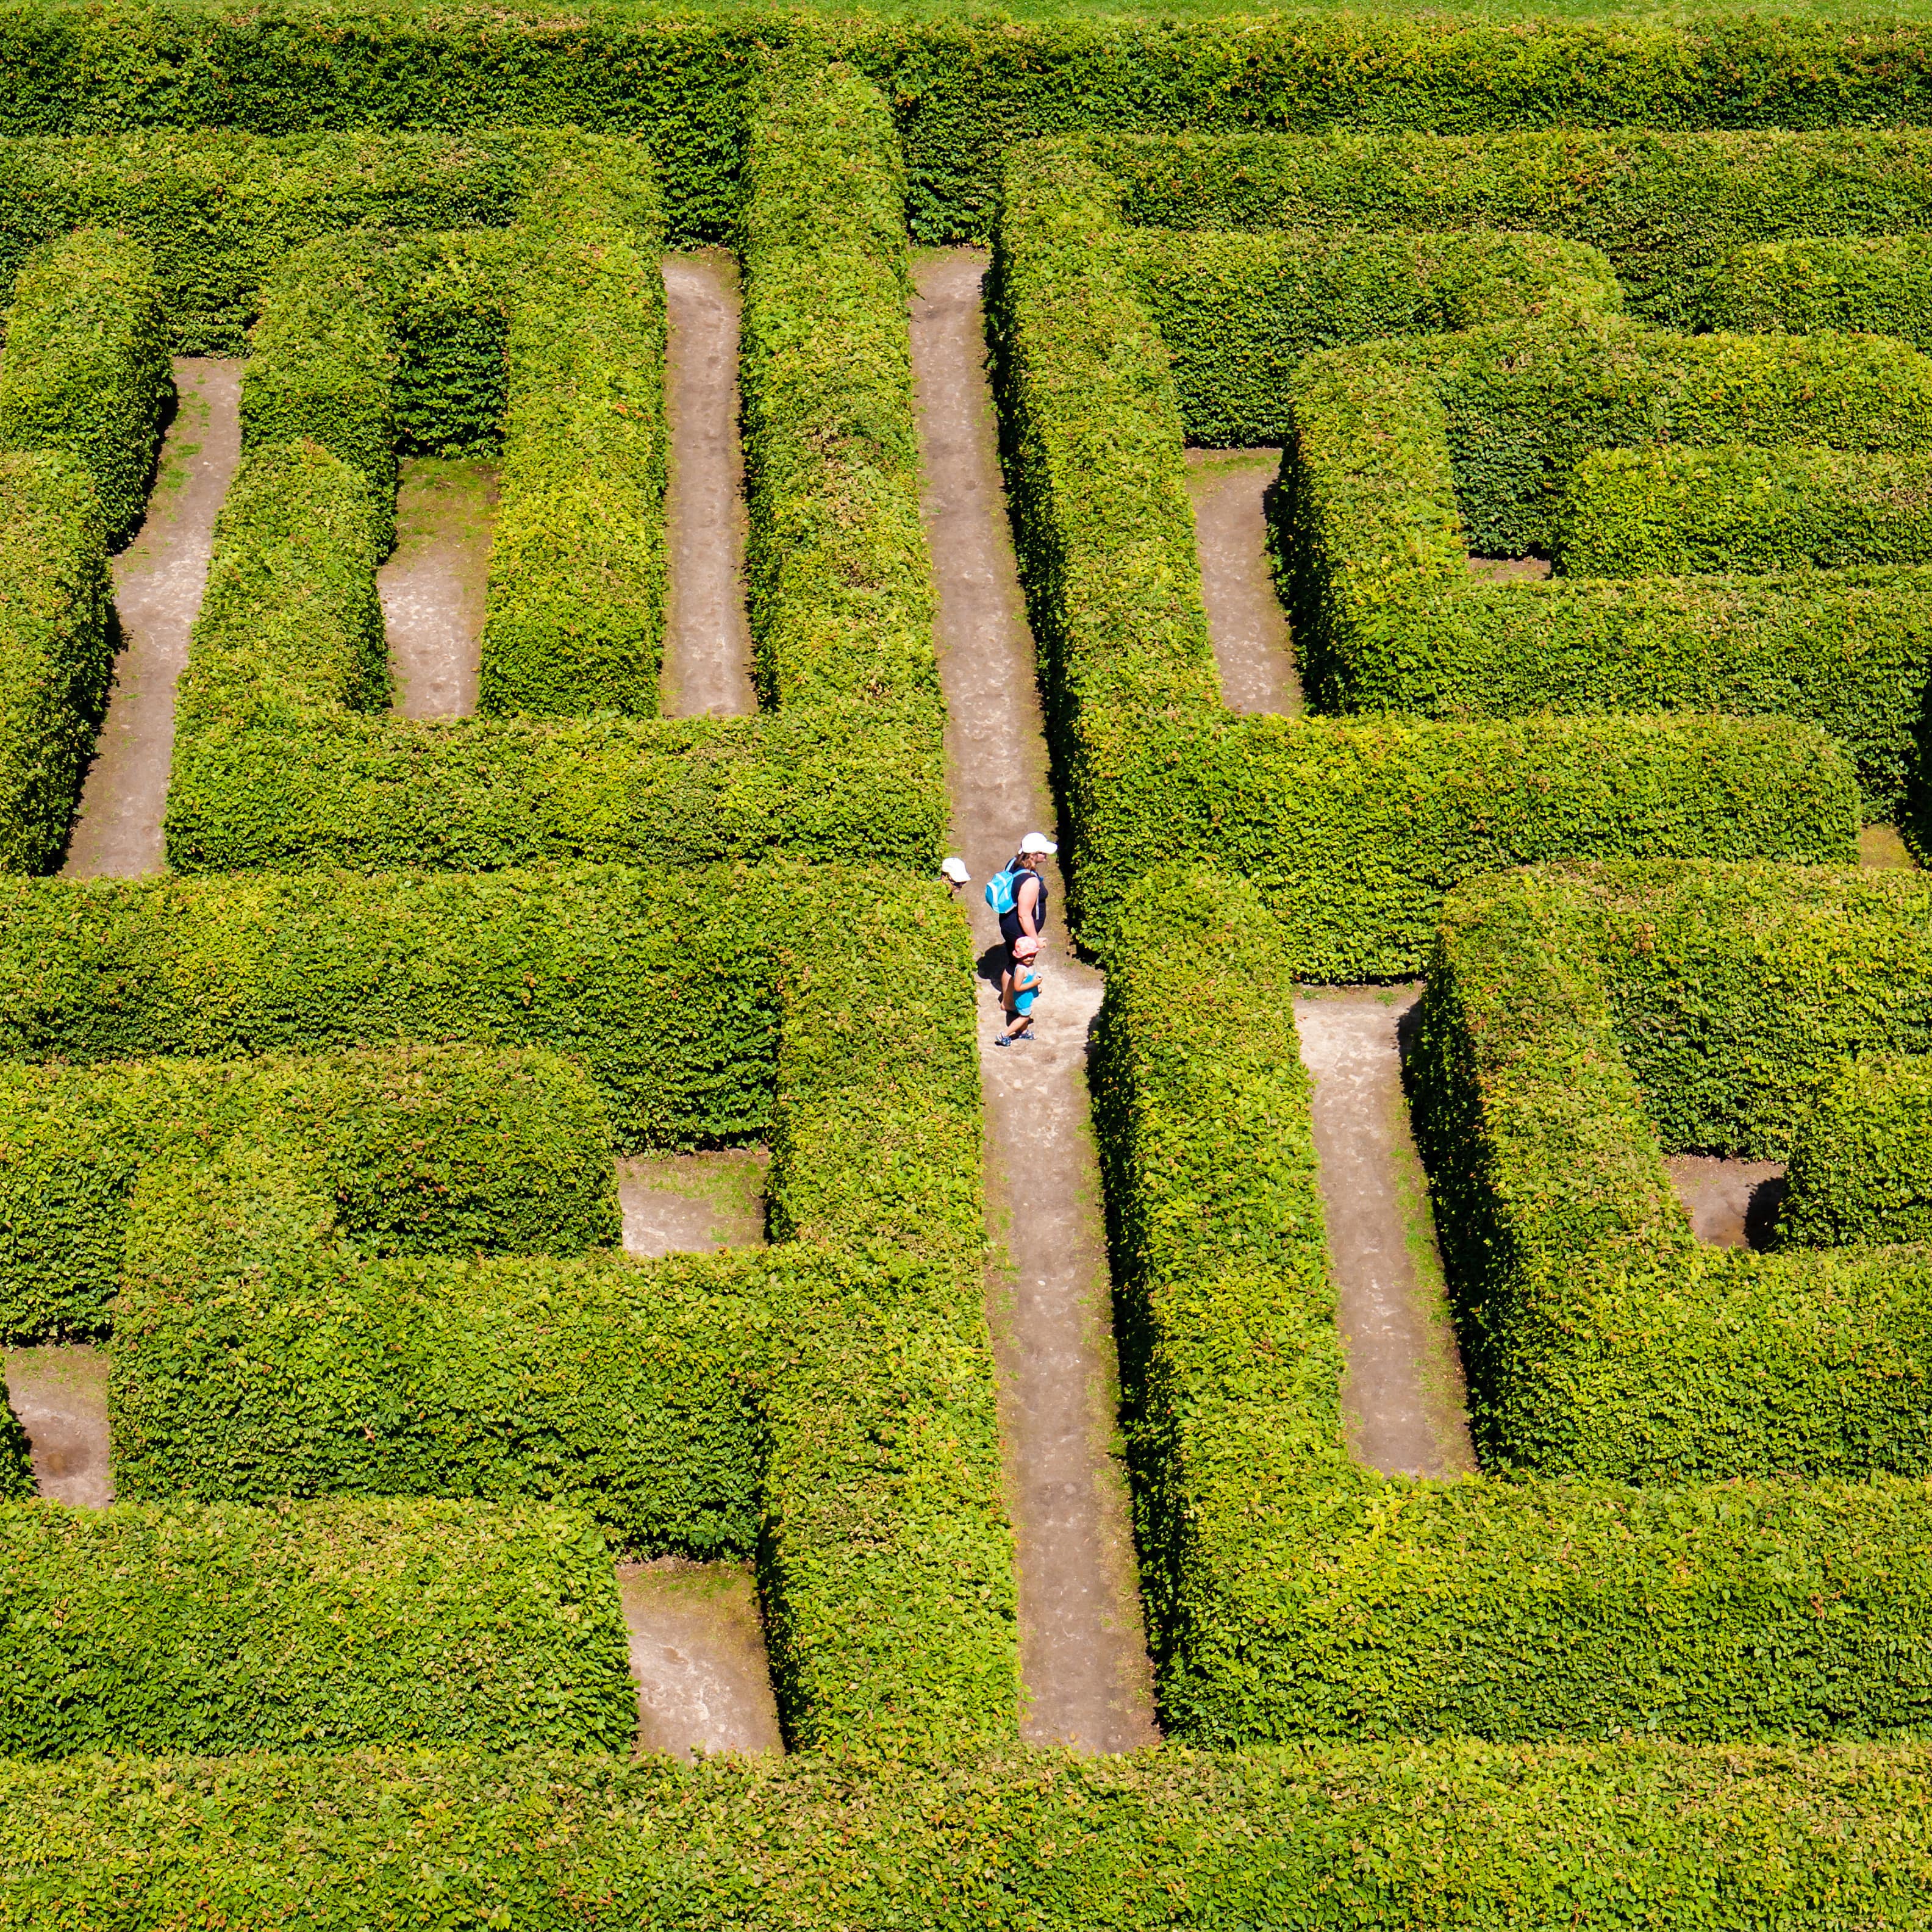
<box><xmin>911</xmin><ymin>247</ymin><xmax>1159</xmax><ymax>1753</ymax></box>
<box><xmin>382</xmin><ymin>458</ymin><xmax>496</xmax><ymax>719</ymax></box>
<box><xmin>1297</xmin><ymin>991</ymin><xmax>1476</xmax><ymax>1478</ymax></box>
<box><xmin>660</xmin><ymin>253</ymin><xmax>754</xmax><ymax>718</ymax></box>
<box><xmin>615</xmin><ymin>1154</ymin><xmax>781</xmax><ymax>1756</ymax></box>
<box><xmin>4</xmin><ymin>1346</ymin><xmax>111</xmax><ymax>1506</ymax></box>
<box><xmin>618</xmin><ymin>1559</ymin><xmax>783</xmax><ymax>1760</ymax></box>
<box><xmin>1185</xmin><ymin>448</ymin><xmax>1301</xmax><ymax>715</ymax></box>
<box><xmin>62</xmin><ymin>357</ymin><xmax>242</xmax><ymax>878</ymax></box>
<box><xmin>1191</xmin><ymin>464</ymin><xmax>1475</xmax><ymax>1479</ymax></box>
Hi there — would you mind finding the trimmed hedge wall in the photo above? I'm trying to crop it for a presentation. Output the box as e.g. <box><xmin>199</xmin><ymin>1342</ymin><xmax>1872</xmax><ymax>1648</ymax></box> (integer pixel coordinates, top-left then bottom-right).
<box><xmin>1696</xmin><ymin>233</ymin><xmax>1932</xmax><ymax>348</ymax></box>
<box><xmin>989</xmin><ymin>147</ymin><xmax>1858</xmax><ymax>968</ymax></box>
<box><xmin>0</xmin><ymin>1497</ymin><xmax>635</xmax><ymax>1758</ymax></box>
<box><xmin>163</xmin><ymin>79</ymin><xmax>945</xmax><ymax>875</ymax></box>
<box><xmin>1412</xmin><ymin>861</ymin><xmax>1932</xmax><ymax>1483</ymax></box>
<box><xmin>0</xmin><ymin>857</ymin><xmax>1015</xmax><ymax>1753</ymax></box>
<box><xmin>0</xmin><ymin>225</ymin><xmax>168</xmax><ymax>546</ymax></box>
<box><xmin>1278</xmin><ymin>320</ymin><xmax>1932</xmax><ymax>817</ymax></box>
<box><xmin>5</xmin><ymin>1741</ymin><xmax>1932</xmax><ymax>1927</ymax></box>
<box><xmin>1082</xmin><ymin>127</ymin><xmax>1932</xmax><ymax>327</ymax></box>
<box><xmin>0</xmin><ymin>127</ymin><xmax>595</xmax><ymax>355</ymax></box>
<box><xmin>481</xmin><ymin>151</ymin><xmax>664</xmax><ymax>716</ymax></box>
<box><xmin>1122</xmin><ymin>224</ymin><xmax>1622</xmax><ymax>446</ymax></box>
<box><xmin>18</xmin><ymin>12</ymin><xmax>1932</xmax><ymax>243</ymax></box>
<box><xmin>0</xmin><ymin>1042</ymin><xmax>619</xmax><ymax>1342</ymax></box>
<box><xmin>1096</xmin><ymin>863</ymin><xmax>1932</xmax><ymax>1745</ymax></box>
<box><xmin>1559</xmin><ymin>444</ymin><xmax>1932</xmax><ymax>577</ymax></box>
<box><xmin>738</xmin><ymin>60</ymin><xmax>936</xmax><ymax>711</ymax></box>
<box><xmin>238</xmin><ymin>152</ymin><xmax>664</xmax><ymax>711</ymax></box>
<box><xmin>0</xmin><ymin>449</ymin><xmax>109</xmax><ymax>873</ymax></box>
<box><xmin>1781</xmin><ymin>1055</ymin><xmax>1932</xmax><ymax>1250</ymax></box>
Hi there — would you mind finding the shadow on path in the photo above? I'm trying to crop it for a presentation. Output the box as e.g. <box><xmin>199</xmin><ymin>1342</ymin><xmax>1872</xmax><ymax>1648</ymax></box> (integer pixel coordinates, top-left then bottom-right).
<box><xmin>911</xmin><ymin>246</ymin><xmax>1159</xmax><ymax>1752</ymax></box>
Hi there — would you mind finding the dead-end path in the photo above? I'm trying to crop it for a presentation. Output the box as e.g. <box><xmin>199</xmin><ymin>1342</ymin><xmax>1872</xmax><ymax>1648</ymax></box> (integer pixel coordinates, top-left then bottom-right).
<box><xmin>661</xmin><ymin>253</ymin><xmax>755</xmax><ymax>718</ymax></box>
<box><xmin>5</xmin><ymin>1345</ymin><xmax>111</xmax><ymax>1506</ymax></box>
<box><xmin>1297</xmin><ymin>991</ymin><xmax>1476</xmax><ymax>1478</ymax></box>
<box><xmin>617</xmin><ymin>1151</ymin><xmax>783</xmax><ymax>1758</ymax></box>
<box><xmin>381</xmin><ymin>458</ymin><xmax>496</xmax><ymax>718</ymax></box>
<box><xmin>62</xmin><ymin>357</ymin><xmax>242</xmax><ymax>879</ymax></box>
<box><xmin>1185</xmin><ymin>448</ymin><xmax>1301</xmax><ymax>716</ymax></box>
<box><xmin>911</xmin><ymin>247</ymin><xmax>1159</xmax><ymax>1753</ymax></box>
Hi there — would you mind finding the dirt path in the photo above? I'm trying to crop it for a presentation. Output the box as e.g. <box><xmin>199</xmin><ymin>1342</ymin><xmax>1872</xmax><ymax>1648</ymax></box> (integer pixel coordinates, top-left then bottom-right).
<box><xmin>910</xmin><ymin>248</ymin><xmax>1158</xmax><ymax>1753</ymax></box>
<box><xmin>613</xmin><ymin>1154</ymin><xmax>780</xmax><ymax>1755</ymax></box>
<box><xmin>1296</xmin><ymin>990</ymin><xmax>1476</xmax><ymax>1479</ymax></box>
<box><xmin>5</xmin><ymin>1345</ymin><xmax>112</xmax><ymax>1506</ymax></box>
<box><xmin>1665</xmin><ymin>1155</ymin><xmax>1787</xmax><ymax>1249</ymax></box>
<box><xmin>660</xmin><ymin>253</ymin><xmax>754</xmax><ymax>718</ymax></box>
<box><xmin>618</xmin><ymin>1558</ymin><xmax>783</xmax><ymax>1759</ymax></box>
<box><xmin>62</xmin><ymin>358</ymin><xmax>242</xmax><ymax>878</ymax></box>
<box><xmin>1185</xmin><ymin>448</ymin><xmax>1301</xmax><ymax>716</ymax></box>
<box><xmin>618</xmin><ymin>1150</ymin><xmax>768</xmax><ymax>1259</ymax></box>
<box><xmin>381</xmin><ymin>458</ymin><xmax>495</xmax><ymax>719</ymax></box>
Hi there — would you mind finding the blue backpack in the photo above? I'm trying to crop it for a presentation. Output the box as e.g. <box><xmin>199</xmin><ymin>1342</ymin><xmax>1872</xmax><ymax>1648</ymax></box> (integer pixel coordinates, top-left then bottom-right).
<box><xmin>984</xmin><ymin>866</ymin><xmax>1025</xmax><ymax>917</ymax></box>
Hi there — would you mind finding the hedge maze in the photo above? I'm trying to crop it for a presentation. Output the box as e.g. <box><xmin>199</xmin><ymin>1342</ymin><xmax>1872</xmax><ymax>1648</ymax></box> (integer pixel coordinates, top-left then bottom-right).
<box><xmin>9</xmin><ymin>7</ymin><xmax>1932</xmax><ymax>1922</ymax></box>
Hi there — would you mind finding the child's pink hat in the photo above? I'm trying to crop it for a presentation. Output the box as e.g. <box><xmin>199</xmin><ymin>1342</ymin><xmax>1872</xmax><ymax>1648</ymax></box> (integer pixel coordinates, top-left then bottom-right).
<box><xmin>1014</xmin><ymin>935</ymin><xmax>1041</xmax><ymax>959</ymax></box>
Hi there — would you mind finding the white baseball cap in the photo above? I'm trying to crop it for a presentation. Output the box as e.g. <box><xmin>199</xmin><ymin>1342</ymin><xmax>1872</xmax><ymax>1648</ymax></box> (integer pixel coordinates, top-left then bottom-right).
<box><xmin>1019</xmin><ymin>832</ymin><xmax>1057</xmax><ymax>856</ymax></box>
<box><xmin>939</xmin><ymin>856</ymin><xmax>970</xmax><ymax>884</ymax></box>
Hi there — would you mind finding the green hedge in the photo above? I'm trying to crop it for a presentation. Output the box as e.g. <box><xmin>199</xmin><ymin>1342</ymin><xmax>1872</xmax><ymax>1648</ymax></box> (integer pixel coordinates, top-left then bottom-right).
<box><xmin>18</xmin><ymin>12</ymin><xmax>1932</xmax><ymax>242</ymax></box>
<box><xmin>5</xmin><ymin>1741</ymin><xmax>1932</xmax><ymax>1927</ymax></box>
<box><xmin>1412</xmin><ymin>861</ymin><xmax>1932</xmax><ymax>1483</ymax></box>
<box><xmin>1782</xmin><ymin>1056</ymin><xmax>1932</xmax><ymax>1250</ymax></box>
<box><xmin>1081</xmin><ymin>127</ymin><xmax>1932</xmax><ymax>327</ymax></box>
<box><xmin>0</xmin><ymin>1042</ymin><xmax>618</xmax><ymax>1342</ymax></box>
<box><xmin>1122</xmin><ymin>224</ymin><xmax>1621</xmax><ymax>446</ymax></box>
<box><xmin>0</xmin><ymin>226</ymin><xmax>168</xmax><ymax>545</ymax></box>
<box><xmin>1559</xmin><ymin>444</ymin><xmax>1932</xmax><ymax>577</ymax></box>
<box><xmin>480</xmin><ymin>149</ymin><xmax>664</xmax><ymax>716</ymax></box>
<box><xmin>0</xmin><ymin>128</ymin><xmax>596</xmax><ymax>354</ymax></box>
<box><xmin>0</xmin><ymin>1497</ymin><xmax>635</xmax><ymax>1758</ymax></box>
<box><xmin>238</xmin><ymin>151</ymin><xmax>664</xmax><ymax>710</ymax></box>
<box><xmin>989</xmin><ymin>148</ymin><xmax>1858</xmax><ymax>968</ymax></box>
<box><xmin>1095</xmin><ymin>862</ymin><xmax>1932</xmax><ymax>1746</ymax></box>
<box><xmin>163</xmin><ymin>81</ymin><xmax>945</xmax><ymax>875</ymax></box>
<box><xmin>1696</xmin><ymin>233</ymin><xmax>1932</xmax><ymax>349</ymax></box>
<box><xmin>737</xmin><ymin>60</ymin><xmax>936</xmax><ymax>711</ymax></box>
<box><xmin>0</xmin><ymin>449</ymin><xmax>109</xmax><ymax>873</ymax></box>
<box><xmin>0</xmin><ymin>858</ymin><xmax>1014</xmax><ymax>1752</ymax></box>
<box><xmin>1278</xmin><ymin>320</ymin><xmax>1932</xmax><ymax>817</ymax></box>
<box><xmin>113</xmin><ymin>1237</ymin><xmax>768</xmax><ymax>1559</ymax></box>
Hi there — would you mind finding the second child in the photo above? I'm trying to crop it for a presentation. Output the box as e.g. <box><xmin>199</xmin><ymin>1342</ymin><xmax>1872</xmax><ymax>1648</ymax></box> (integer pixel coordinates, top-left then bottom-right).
<box><xmin>998</xmin><ymin>935</ymin><xmax>1042</xmax><ymax>1046</ymax></box>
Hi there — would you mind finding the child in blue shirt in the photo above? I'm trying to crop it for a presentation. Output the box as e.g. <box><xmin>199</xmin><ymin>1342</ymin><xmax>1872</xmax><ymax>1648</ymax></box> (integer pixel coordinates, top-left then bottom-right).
<box><xmin>998</xmin><ymin>934</ymin><xmax>1041</xmax><ymax>1046</ymax></box>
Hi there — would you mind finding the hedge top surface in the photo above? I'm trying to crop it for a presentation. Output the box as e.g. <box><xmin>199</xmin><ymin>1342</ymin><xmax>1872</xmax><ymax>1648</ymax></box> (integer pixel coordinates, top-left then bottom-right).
<box><xmin>1413</xmin><ymin>860</ymin><xmax>1932</xmax><ymax>1479</ymax></box>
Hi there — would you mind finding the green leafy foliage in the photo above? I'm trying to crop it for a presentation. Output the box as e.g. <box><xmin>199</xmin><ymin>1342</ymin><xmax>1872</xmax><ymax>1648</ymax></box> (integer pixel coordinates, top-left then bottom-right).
<box><xmin>1087</xmin><ymin>127</ymin><xmax>1932</xmax><ymax>325</ymax></box>
<box><xmin>8</xmin><ymin>1741</ymin><xmax>1932</xmax><ymax>1925</ymax></box>
<box><xmin>0</xmin><ymin>1042</ymin><xmax>620</xmax><ymax>1342</ymax></box>
<box><xmin>481</xmin><ymin>147</ymin><xmax>665</xmax><ymax>716</ymax></box>
<box><xmin>1412</xmin><ymin>862</ymin><xmax>1932</xmax><ymax>1483</ymax></box>
<box><xmin>1782</xmin><ymin>1055</ymin><xmax>1932</xmax><ymax>1249</ymax></box>
<box><xmin>16</xmin><ymin>15</ymin><xmax>1932</xmax><ymax>243</ymax></box>
<box><xmin>0</xmin><ymin>227</ymin><xmax>168</xmax><ymax>545</ymax></box>
<box><xmin>1696</xmin><ymin>233</ymin><xmax>1932</xmax><ymax>348</ymax></box>
<box><xmin>0</xmin><ymin>858</ymin><xmax>1015</xmax><ymax>1751</ymax></box>
<box><xmin>739</xmin><ymin>60</ymin><xmax>936</xmax><ymax>710</ymax></box>
<box><xmin>1124</xmin><ymin>224</ymin><xmax>1622</xmax><ymax>445</ymax></box>
<box><xmin>0</xmin><ymin>1497</ymin><xmax>636</xmax><ymax>1758</ymax></box>
<box><xmin>0</xmin><ymin>450</ymin><xmax>109</xmax><ymax>873</ymax></box>
<box><xmin>989</xmin><ymin>146</ymin><xmax>1857</xmax><ymax>967</ymax></box>
<box><xmin>1279</xmin><ymin>321</ymin><xmax>1932</xmax><ymax>816</ymax></box>
<box><xmin>1097</xmin><ymin>865</ymin><xmax>1932</xmax><ymax>1745</ymax></box>
<box><xmin>1560</xmin><ymin>444</ymin><xmax>1932</xmax><ymax>576</ymax></box>
<box><xmin>163</xmin><ymin>95</ymin><xmax>943</xmax><ymax>875</ymax></box>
